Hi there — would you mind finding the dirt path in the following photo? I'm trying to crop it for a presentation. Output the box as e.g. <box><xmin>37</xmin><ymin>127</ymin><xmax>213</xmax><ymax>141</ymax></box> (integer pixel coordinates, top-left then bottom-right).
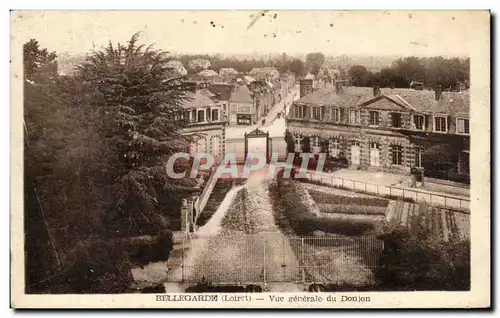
<box><xmin>175</xmin><ymin>167</ymin><xmax>301</xmax><ymax>284</ymax></box>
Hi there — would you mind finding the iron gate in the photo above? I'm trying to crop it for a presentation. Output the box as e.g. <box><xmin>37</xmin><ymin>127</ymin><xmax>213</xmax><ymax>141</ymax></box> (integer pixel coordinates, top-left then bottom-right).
<box><xmin>169</xmin><ymin>233</ymin><xmax>384</xmax><ymax>285</ymax></box>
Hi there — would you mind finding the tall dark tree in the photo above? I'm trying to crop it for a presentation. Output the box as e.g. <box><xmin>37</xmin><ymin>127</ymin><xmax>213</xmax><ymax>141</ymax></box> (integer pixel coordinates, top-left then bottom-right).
<box><xmin>23</xmin><ymin>39</ymin><xmax>58</xmax><ymax>82</ymax></box>
<box><xmin>288</xmin><ymin>58</ymin><xmax>305</xmax><ymax>77</ymax></box>
<box><xmin>77</xmin><ymin>32</ymin><xmax>193</xmax><ymax>237</ymax></box>
<box><xmin>305</xmin><ymin>52</ymin><xmax>325</xmax><ymax>75</ymax></box>
<box><xmin>348</xmin><ymin>65</ymin><xmax>369</xmax><ymax>86</ymax></box>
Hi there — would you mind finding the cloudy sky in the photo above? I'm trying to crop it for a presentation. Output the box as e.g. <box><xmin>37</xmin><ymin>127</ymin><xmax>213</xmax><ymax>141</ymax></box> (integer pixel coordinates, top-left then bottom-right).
<box><xmin>12</xmin><ymin>11</ymin><xmax>487</xmax><ymax>57</ymax></box>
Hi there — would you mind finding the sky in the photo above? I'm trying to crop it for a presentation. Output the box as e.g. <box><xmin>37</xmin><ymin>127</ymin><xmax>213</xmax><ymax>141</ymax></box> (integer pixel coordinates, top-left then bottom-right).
<box><xmin>11</xmin><ymin>11</ymin><xmax>486</xmax><ymax>58</ymax></box>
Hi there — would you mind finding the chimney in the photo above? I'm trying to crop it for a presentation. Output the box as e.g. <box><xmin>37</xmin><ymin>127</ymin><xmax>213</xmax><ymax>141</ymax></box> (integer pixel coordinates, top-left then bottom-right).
<box><xmin>335</xmin><ymin>80</ymin><xmax>343</xmax><ymax>94</ymax></box>
<box><xmin>434</xmin><ymin>85</ymin><xmax>442</xmax><ymax>100</ymax></box>
<box><xmin>299</xmin><ymin>79</ymin><xmax>313</xmax><ymax>98</ymax></box>
<box><xmin>373</xmin><ymin>84</ymin><xmax>381</xmax><ymax>96</ymax></box>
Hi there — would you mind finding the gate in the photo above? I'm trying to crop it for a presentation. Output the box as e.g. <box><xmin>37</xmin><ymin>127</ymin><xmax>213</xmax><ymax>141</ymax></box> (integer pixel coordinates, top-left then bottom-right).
<box><xmin>244</xmin><ymin>128</ymin><xmax>270</xmax><ymax>163</ymax></box>
<box><xmin>170</xmin><ymin>234</ymin><xmax>384</xmax><ymax>285</ymax></box>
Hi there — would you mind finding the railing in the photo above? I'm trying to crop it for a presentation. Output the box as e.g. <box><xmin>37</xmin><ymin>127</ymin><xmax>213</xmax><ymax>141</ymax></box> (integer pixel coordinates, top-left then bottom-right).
<box><xmin>169</xmin><ymin>234</ymin><xmax>383</xmax><ymax>285</ymax></box>
<box><xmin>304</xmin><ymin>172</ymin><xmax>470</xmax><ymax>212</ymax></box>
<box><xmin>194</xmin><ymin>166</ymin><xmax>219</xmax><ymax>216</ymax></box>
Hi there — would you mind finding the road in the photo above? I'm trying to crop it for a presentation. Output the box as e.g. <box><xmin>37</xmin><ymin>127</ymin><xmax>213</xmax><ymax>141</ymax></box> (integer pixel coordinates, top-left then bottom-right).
<box><xmin>224</xmin><ymin>84</ymin><xmax>299</xmax><ymax>140</ymax></box>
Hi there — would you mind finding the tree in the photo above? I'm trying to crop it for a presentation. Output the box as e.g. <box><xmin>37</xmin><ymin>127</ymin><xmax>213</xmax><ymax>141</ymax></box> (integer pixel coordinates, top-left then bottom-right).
<box><xmin>305</xmin><ymin>52</ymin><xmax>325</xmax><ymax>75</ymax></box>
<box><xmin>285</xmin><ymin>130</ymin><xmax>295</xmax><ymax>154</ymax></box>
<box><xmin>348</xmin><ymin>65</ymin><xmax>369</xmax><ymax>86</ymax></box>
<box><xmin>23</xmin><ymin>39</ymin><xmax>58</xmax><ymax>82</ymax></box>
<box><xmin>301</xmin><ymin>136</ymin><xmax>311</xmax><ymax>154</ymax></box>
<box><xmin>77</xmin><ymin>32</ymin><xmax>193</xmax><ymax>237</ymax></box>
<box><xmin>288</xmin><ymin>59</ymin><xmax>305</xmax><ymax>77</ymax></box>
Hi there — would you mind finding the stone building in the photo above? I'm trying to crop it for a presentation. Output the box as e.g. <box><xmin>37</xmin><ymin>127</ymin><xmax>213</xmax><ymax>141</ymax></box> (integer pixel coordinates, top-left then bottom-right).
<box><xmin>287</xmin><ymin>81</ymin><xmax>470</xmax><ymax>180</ymax></box>
<box><xmin>181</xmin><ymin>85</ymin><xmax>226</xmax><ymax>162</ymax></box>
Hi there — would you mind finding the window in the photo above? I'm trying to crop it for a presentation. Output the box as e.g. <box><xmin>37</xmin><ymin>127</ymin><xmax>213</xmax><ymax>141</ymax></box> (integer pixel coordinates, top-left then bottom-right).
<box><xmin>332</xmin><ymin>108</ymin><xmax>341</xmax><ymax>123</ymax></box>
<box><xmin>211</xmin><ymin>109</ymin><xmax>219</xmax><ymax>121</ymax></box>
<box><xmin>391</xmin><ymin>145</ymin><xmax>403</xmax><ymax>165</ymax></box>
<box><xmin>369</xmin><ymin>111</ymin><xmax>380</xmax><ymax>126</ymax></box>
<box><xmin>391</xmin><ymin>113</ymin><xmax>402</xmax><ymax>128</ymax></box>
<box><xmin>413</xmin><ymin>115</ymin><xmax>425</xmax><ymax>130</ymax></box>
<box><xmin>458</xmin><ymin>151</ymin><xmax>470</xmax><ymax>175</ymax></box>
<box><xmin>191</xmin><ymin>109</ymin><xmax>197</xmax><ymax>122</ymax></box>
<box><xmin>329</xmin><ymin>138</ymin><xmax>340</xmax><ymax>157</ymax></box>
<box><xmin>206</xmin><ymin>108</ymin><xmax>211</xmax><ymax>121</ymax></box>
<box><xmin>456</xmin><ymin>118</ymin><xmax>470</xmax><ymax>134</ymax></box>
<box><xmin>434</xmin><ymin>116</ymin><xmax>448</xmax><ymax>132</ymax></box>
<box><xmin>415</xmin><ymin>147</ymin><xmax>423</xmax><ymax>168</ymax></box>
<box><xmin>294</xmin><ymin>105</ymin><xmax>305</xmax><ymax>118</ymax></box>
<box><xmin>312</xmin><ymin>107</ymin><xmax>322</xmax><ymax>120</ymax></box>
<box><xmin>197</xmin><ymin>110</ymin><xmax>206</xmax><ymax>123</ymax></box>
<box><xmin>349</xmin><ymin>110</ymin><xmax>361</xmax><ymax>124</ymax></box>
<box><xmin>294</xmin><ymin>135</ymin><xmax>303</xmax><ymax>152</ymax></box>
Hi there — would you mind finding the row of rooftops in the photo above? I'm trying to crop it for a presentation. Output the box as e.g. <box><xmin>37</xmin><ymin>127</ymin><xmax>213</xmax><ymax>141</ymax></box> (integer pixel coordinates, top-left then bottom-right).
<box><xmin>294</xmin><ymin>81</ymin><xmax>470</xmax><ymax>116</ymax></box>
<box><xmin>182</xmin><ymin>73</ymin><xmax>293</xmax><ymax>109</ymax></box>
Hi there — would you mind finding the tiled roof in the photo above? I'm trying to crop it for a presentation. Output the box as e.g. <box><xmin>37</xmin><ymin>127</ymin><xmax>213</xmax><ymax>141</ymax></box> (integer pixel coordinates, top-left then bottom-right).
<box><xmin>209</xmin><ymin>83</ymin><xmax>233</xmax><ymax>101</ymax></box>
<box><xmin>381</xmin><ymin>88</ymin><xmax>470</xmax><ymax>115</ymax></box>
<box><xmin>229</xmin><ymin>85</ymin><xmax>253</xmax><ymax>103</ymax></box>
<box><xmin>295</xmin><ymin>86</ymin><xmax>469</xmax><ymax>115</ymax></box>
<box><xmin>182</xmin><ymin>90</ymin><xmax>216</xmax><ymax>109</ymax></box>
<box><xmin>197</xmin><ymin>69</ymin><xmax>218</xmax><ymax>77</ymax></box>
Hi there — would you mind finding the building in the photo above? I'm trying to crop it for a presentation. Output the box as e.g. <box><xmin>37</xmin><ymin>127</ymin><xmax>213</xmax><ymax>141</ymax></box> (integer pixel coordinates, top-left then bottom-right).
<box><xmin>249</xmin><ymin>67</ymin><xmax>280</xmax><ymax>81</ymax></box>
<box><xmin>181</xmin><ymin>84</ymin><xmax>226</xmax><ymax>161</ymax></box>
<box><xmin>287</xmin><ymin>81</ymin><xmax>470</xmax><ymax>181</ymax></box>
<box><xmin>219</xmin><ymin>68</ymin><xmax>239</xmax><ymax>77</ymax></box>
<box><xmin>228</xmin><ymin>84</ymin><xmax>255</xmax><ymax>126</ymax></box>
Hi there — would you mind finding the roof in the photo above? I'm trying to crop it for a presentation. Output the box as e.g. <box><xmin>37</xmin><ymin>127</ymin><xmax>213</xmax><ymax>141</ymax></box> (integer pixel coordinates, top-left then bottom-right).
<box><xmin>209</xmin><ymin>83</ymin><xmax>233</xmax><ymax>101</ymax></box>
<box><xmin>219</xmin><ymin>68</ymin><xmax>239</xmax><ymax>75</ymax></box>
<box><xmin>229</xmin><ymin>85</ymin><xmax>253</xmax><ymax>103</ymax></box>
<box><xmin>197</xmin><ymin>69</ymin><xmax>218</xmax><ymax>77</ymax></box>
<box><xmin>243</xmin><ymin>75</ymin><xmax>256</xmax><ymax>83</ymax></box>
<box><xmin>294</xmin><ymin>86</ymin><xmax>469</xmax><ymax>115</ymax></box>
<box><xmin>182</xmin><ymin>90</ymin><xmax>216</xmax><ymax>109</ymax></box>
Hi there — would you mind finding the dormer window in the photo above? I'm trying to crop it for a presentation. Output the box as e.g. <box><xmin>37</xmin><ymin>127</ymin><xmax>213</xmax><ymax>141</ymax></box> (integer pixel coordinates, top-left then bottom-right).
<box><xmin>434</xmin><ymin>116</ymin><xmax>448</xmax><ymax>133</ymax></box>
<box><xmin>456</xmin><ymin>118</ymin><xmax>470</xmax><ymax>135</ymax></box>
<box><xmin>349</xmin><ymin>110</ymin><xmax>361</xmax><ymax>124</ymax></box>
<box><xmin>413</xmin><ymin>114</ymin><xmax>425</xmax><ymax>130</ymax></box>
<box><xmin>369</xmin><ymin>111</ymin><xmax>380</xmax><ymax>126</ymax></box>
<box><xmin>312</xmin><ymin>107</ymin><xmax>322</xmax><ymax>120</ymax></box>
<box><xmin>390</xmin><ymin>112</ymin><xmax>402</xmax><ymax>128</ymax></box>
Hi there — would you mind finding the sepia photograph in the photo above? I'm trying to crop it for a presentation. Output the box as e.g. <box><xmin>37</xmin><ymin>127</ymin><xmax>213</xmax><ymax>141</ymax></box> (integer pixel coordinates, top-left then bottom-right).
<box><xmin>10</xmin><ymin>10</ymin><xmax>490</xmax><ymax>308</ymax></box>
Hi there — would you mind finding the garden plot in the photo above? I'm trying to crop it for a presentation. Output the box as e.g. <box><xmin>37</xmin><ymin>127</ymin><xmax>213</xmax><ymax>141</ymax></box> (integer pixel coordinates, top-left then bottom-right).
<box><xmin>306</xmin><ymin>184</ymin><xmax>389</xmax><ymax>223</ymax></box>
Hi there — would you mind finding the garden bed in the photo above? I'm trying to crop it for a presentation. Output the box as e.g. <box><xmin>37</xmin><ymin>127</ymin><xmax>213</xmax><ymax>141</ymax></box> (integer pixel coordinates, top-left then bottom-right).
<box><xmin>309</xmin><ymin>191</ymin><xmax>389</xmax><ymax>207</ymax></box>
<box><xmin>317</xmin><ymin>203</ymin><xmax>387</xmax><ymax>216</ymax></box>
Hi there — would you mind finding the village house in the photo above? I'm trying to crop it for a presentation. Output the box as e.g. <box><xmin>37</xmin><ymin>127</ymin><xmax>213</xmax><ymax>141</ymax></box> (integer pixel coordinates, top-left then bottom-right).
<box><xmin>181</xmin><ymin>82</ymin><xmax>226</xmax><ymax>161</ymax></box>
<box><xmin>228</xmin><ymin>84</ymin><xmax>255</xmax><ymax>126</ymax></box>
<box><xmin>249</xmin><ymin>66</ymin><xmax>280</xmax><ymax>81</ymax></box>
<box><xmin>287</xmin><ymin>80</ymin><xmax>470</xmax><ymax>182</ymax></box>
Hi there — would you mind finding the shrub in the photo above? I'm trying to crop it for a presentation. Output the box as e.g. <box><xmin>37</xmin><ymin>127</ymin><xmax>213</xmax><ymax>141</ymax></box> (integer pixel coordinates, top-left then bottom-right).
<box><xmin>375</xmin><ymin>203</ymin><xmax>470</xmax><ymax>291</ymax></box>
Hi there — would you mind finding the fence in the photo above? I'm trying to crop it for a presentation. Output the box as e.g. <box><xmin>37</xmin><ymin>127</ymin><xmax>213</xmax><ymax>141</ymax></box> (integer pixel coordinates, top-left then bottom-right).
<box><xmin>305</xmin><ymin>172</ymin><xmax>470</xmax><ymax>212</ymax></box>
<box><xmin>168</xmin><ymin>234</ymin><xmax>383</xmax><ymax>285</ymax></box>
